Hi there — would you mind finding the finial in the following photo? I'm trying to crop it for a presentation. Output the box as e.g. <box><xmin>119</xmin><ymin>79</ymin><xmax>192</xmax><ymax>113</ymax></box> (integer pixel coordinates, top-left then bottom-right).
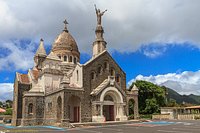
<box><xmin>63</xmin><ymin>19</ymin><xmax>69</xmax><ymax>32</ymax></box>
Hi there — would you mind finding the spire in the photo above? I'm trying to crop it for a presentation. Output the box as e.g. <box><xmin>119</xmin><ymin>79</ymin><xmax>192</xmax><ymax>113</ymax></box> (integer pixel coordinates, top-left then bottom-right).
<box><xmin>35</xmin><ymin>38</ymin><xmax>47</xmax><ymax>56</ymax></box>
<box><xmin>63</xmin><ymin>19</ymin><xmax>69</xmax><ymax>32</ymax></box>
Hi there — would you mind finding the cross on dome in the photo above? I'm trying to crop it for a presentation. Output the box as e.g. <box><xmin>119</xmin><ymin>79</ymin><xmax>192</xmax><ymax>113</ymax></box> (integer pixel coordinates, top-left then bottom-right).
<box><xmin>63</xmin><ymin>19</ymin><xmax>69</xmax><ymax>32</ymax></box>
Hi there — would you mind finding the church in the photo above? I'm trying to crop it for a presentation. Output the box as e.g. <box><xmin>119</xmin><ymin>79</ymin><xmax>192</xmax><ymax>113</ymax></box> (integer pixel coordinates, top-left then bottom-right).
<box><xmin>12</xmin><ymin>7</ymin><xmax>139</xmax><ymax>127</ymax></box>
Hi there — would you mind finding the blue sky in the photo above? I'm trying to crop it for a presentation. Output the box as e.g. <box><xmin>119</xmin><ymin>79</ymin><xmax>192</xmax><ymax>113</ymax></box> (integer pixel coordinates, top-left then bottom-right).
<box><xmin>1</xmin><ymin>0</ymin><xmax>200</xmax><ymax>101</ymax></box>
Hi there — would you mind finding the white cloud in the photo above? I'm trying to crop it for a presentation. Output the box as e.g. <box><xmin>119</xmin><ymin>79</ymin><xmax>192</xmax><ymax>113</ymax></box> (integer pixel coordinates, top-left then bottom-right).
<box><xmin>0</xmin><ymin>83</ymin><xmax>13</xmax><ymax>101</ymax></box>
<box><xmin>0</xmin><ymin>40</ymin><xmax>35</xmax><ymax>71</ymax></box>
<box><xmin>1</xmin><ymin>0</ymin><xmax>200</xmax><ymax>70</ymax></box>
<box><xmin>141</xmin><ymin>45</ymin><xmax>167</xmax><ymax>58</ymax></box>
<box><xmin>0</xmin><ymin>0</ymin><xmax>200</xmax><ymax>54</ymax></box>
<box><xmin>128</xmin><ymin>70</ymin><xmax>200</xmax><ymax>95</ymax></box>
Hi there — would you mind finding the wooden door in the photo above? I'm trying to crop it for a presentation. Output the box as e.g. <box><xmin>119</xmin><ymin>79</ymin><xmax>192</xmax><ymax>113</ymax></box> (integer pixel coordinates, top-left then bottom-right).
<box><xmin>109</xmin><ymin>105</ymin><xmax>114</xmax><ymax>121</ymax></box>
<box><xmin>74</xmin><ymin>106</ymin><xmax>80</xmax><ymax>122</ymax></box>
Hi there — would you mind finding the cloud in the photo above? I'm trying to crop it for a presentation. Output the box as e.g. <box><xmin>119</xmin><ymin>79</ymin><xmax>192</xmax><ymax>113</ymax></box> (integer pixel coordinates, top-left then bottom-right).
<box><xmin>128</xmin><ymin>70</ymin><xmax>200</xmax><ymax>95</ymax></box>
<box><xmin>0</xmin><ymin>83</ymin><xmax>13</xmax><ymax>101</ymax></box>
<box><xmin>140</xmin><ymin>44</ymin><xmax>167</xmax><ymax>58</ymax></box>
<box><xmin>0</xmin><ymin>40</ymin><xmax>35</xmax><ymax>71</ymax></box>
<box><xmin>1</xmin><ymin>0</ymin><xmax>200</xmax><ymax>70</ymax></box>
<box><xmin>1</xmin><ymin>0</ymin><xmax>200</xmax><ymax>54</ymax></box>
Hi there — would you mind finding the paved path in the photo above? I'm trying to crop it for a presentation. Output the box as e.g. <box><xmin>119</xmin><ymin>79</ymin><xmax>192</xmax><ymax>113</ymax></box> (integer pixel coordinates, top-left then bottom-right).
<box><xmin>0</xmin><ymin>120</ymin><xmax>200</xmax><ymax>133</ymax></box>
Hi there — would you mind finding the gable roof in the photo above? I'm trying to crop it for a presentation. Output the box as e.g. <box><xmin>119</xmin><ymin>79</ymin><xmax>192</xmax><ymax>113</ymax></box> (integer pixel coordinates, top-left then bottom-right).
<box><xmin>16</xmin><ymin>72</ymin><xmax>30</xmax><ymax>84</ymax></box>
<box><xmin>46</xmin><ymin>51</ymin><xmax>61</xmax><ymax>61</ymax></box>
<box><xmin>90</xmin><ymin>77</ymin><xmax>126</xmax><ymax>97</ymax></box>
<box><xmin>84</xmin><ymin>50</ymin><xmax>125</xmax><ymax>75</ymax></box>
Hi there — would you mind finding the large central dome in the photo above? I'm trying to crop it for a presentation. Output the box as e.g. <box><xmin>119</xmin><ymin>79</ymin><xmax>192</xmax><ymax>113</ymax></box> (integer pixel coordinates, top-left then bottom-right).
<box><xmin>51</xmin><ymin>21</ymin><xmax>80</xmax><ymax>64</ymax></box>
<box><xmin>52</xmin><ymin>30</ymin><xmax>79</xmax><ymax>53</ymax></box>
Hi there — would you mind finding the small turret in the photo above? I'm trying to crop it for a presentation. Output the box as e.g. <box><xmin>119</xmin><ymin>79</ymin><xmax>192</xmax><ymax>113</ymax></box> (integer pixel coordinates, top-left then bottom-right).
<box><xmin>34</xmin><ymin>39</ymin><xmax>47</xmax><ymax>70</ymax></box>
<box><xmin>35</xmin><ymin>38</ymin><xmax>47</xmax><ymax>56</ymax></box>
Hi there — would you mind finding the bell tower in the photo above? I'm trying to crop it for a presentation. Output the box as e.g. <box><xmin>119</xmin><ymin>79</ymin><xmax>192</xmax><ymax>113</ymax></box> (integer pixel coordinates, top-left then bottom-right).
<box><xmin>92</xmin><ymin>5</ymin><xmax>107</xmax><ymax>58</ymax></box>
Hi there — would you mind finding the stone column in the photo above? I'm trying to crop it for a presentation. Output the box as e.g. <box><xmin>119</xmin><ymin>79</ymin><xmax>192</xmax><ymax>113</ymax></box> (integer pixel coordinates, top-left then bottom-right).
<box><xmin>61</xmin><ymin>92</ymin><xmax>70</xmax><ymax>127</ymax></box>
<box><xmin>131</xmin><ymin>85</ymin><xmax>139</xmax><ymax>119</ymax></box>
<box><xmin>133</xmin><ymin>96</ymin><xmax>139</xmax><ymax>119</ymax></box>
<box><xmin>100</xmin><ymin>104</ymin><xmax>103</xmax><ymax>116</ymax></box>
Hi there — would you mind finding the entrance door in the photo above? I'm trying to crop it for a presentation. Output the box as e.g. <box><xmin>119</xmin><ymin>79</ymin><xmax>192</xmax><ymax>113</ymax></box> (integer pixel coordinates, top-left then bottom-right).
<box><xmin>74</xmin><ymin>106</ymin><xmax>80</xmax><ymax>122</ymax></box>
<box><xmin>103</xmin><ymin>105</ymin><xmax>114</xmax><ymax>121</ymax></box>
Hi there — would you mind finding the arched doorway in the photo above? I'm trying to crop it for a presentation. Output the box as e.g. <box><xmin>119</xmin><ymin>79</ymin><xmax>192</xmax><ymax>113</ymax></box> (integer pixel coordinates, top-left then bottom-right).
<box><xmin>103</xmin><ymin>95</ymin><xmax>115</xmax><ymax>121</ymax></box>
<box><xmin>128</xmin><ymin>99</ymin><xmax>135</xmax><ymax>119</ymax></box>
<box><xmin>100</xmin><ymin>87</ymin><xmax>125</xmax><ymax>122</ymax></box>
<box><xmin>67</xmin><ymin>95</ymin><xmax>81</xmax><ymax>123</ymax></box>
<box><xmin>57</xmin><ymin>96</ymin><xmax>62</xmax><ymax>123</ymax></box>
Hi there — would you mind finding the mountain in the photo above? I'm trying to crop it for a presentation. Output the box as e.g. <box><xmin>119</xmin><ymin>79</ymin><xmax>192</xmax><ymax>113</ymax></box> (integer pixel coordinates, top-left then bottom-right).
<box><xmin>165</xmin><ymin>87</ymin><xmax>200</xmax><ymax>105</ymax></box>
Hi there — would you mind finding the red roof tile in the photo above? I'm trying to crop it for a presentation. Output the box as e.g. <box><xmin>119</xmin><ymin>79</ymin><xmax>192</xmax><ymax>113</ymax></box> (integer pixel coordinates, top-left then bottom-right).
<box><xmin>0</xmin><ymin>108</ymin><xmax>6</xmax><ymax>113</ymax></box>
<box><xmin>20</xmin><ymin>74</ymin><xmax>30</xmax><ymax>84</ymax></box>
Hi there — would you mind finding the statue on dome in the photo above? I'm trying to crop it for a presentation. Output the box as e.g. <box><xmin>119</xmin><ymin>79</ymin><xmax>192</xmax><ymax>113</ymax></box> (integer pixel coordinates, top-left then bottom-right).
<box><xmin>94</xmin><ymin>4</ymin><xmax>107</xmax><ymax>26</ymax></box>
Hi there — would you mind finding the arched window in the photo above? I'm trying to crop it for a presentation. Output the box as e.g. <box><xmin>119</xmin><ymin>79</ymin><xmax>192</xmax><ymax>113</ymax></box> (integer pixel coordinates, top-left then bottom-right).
<box><xmin>76</xmin><ymin>70</ymin><xmax>79</xmax><ymax>82</ymax></box>
<box><xmin>104</xmin><ymin>62</ymin><xmax>108</xmax><ymax>70</ymax></box>
<box><xmin>64</xmin><ymin>56</ymin><xmax>67</xmax><ymax>61</ymax></box>
<box><xmin>91</xmin><ymin>72</ymin><xmax>95</xmax><ymax>80</ymax></box>
<box><xmin>110</xmin><ymin>68</ymin><xmax>115</xmax><ymax>76</ymax></box>
<box><xmin>48</xmin><ymin>102</ymin><xmax>52</xmax><ymax>111</ymax></box>
<box><xmin>58</xmin><ymin>55</ymin><xmax>61</xmax><ymax>59</ymax></box>
<box><xmin>28</xmin><ymin>103</ymin><xmax>33</xmax><ymax>114</ymax></box>
<box><xmin>116</xmin><ymin>74</ymin><xmax>121</xmax><ymax>86</ymax></box>
<box><xmin>98</xmin><ymin>66</ymin><xmax>102</xmax><ymax>74</ymax></box>
<box><xmin>69</xmin><ymin>56</ymin><xmax>72</xmax><ymax>62</ymax></box>
<box><xmin>104</xmin><ymin>95</ymin><xmax>114</xmax><ymax>101</ymax></box>
<box><xmin>74</xmin><ymin>57</ymin><xmax>77</xmax><ymax>64</ymax></box>
<box><xmin>116</xmin><ymin>74</ymin><xmax>120</xmax><ymax>82</ymax></box>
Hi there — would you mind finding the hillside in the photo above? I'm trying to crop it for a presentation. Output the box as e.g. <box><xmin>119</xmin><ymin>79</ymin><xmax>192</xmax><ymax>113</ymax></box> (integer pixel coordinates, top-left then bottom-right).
<box><xmin>164</xmin><ymin>87</ymin><xmax>200</xmax><ymax>105</ymax></box>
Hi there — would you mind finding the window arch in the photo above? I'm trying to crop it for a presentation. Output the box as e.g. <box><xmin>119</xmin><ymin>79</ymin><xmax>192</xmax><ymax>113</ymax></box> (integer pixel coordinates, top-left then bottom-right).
<box><xmin>76</xmin><ymin>70</ymin><xmax>79</xmax><ymax>82</ymax></box>
<box><xmin>28</xmin><ymin>103</ymin><xmax>33</xmax><ymax>114</ymax></box>
<box><xmin>58</xmin><ymin>55</ymin><xmax>61</xmax><ymax>59</ymax></box>
<box><xmin>74</xmin><ymin>57</ymin><xmax>77</xmax><ymax>64</ymax></box>
<box><xmin>104</xmin><ymin>95</ymin><xmax>114</xmax><ymax>101</ymax></box>
<box><xmin>98</xmin><ymin>65</ymin><xmax>103</xmax><ymax>75</ymax></box>
<box><xmin>104</xmin><ymin>62</ymin><xmax>108</xmax><ymax>70</ymax></box>
<box><xmin>69</xmin><ymin>56</ymin><xmax>73</xmax><ymax>62</ymax></box>
<box><xmin>116</xmin><ymin>74</ymin><xmax>121</xmax><ymax>85</ymax></box>
<box><xmin>110</xmin><ymin>68</ymin><xmax>115</xmax><ymax>76</ymax></box>
<box><xmin>91</xmin><ymin>72</ymin><xmax>96</xmax><ymax>80</ymax></box>
<box><xmin>64</xmin><ymin>55</ymin><xmax>67</xmax><ymax>61</ymax></box>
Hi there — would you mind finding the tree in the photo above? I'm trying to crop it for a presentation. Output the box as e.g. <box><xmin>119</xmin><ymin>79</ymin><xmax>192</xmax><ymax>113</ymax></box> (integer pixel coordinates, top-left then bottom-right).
<box><xmin>129</xmin><ymin>80</ymin><xmax>166</xmax><ymax>114</ymax></box>
<box><xmin>5</xmin><ymin>100</ymin><xmax>13</xmax><ymax>108</ymax></box>
<box><xmin>166</xmin><ymin>98</ymin><xmax>177</xmax><ymax>107</ymax></box>
<box><xmin>144</xmin><ymin>98</ymin><xmax>159</xmax><ymax>114</ymax></box>
<box><xmin>0</xmin><ymin>101</ymin><xmax>2</xmax><ymax>108</ymax></box>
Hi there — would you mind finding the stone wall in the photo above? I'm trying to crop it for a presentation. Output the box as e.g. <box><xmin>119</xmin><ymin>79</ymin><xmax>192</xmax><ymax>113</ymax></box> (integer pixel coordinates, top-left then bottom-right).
<box><xmin>44</xmin><ymin>90</ymin><xmax>64</xmax><ymax>125</ymax></box>
<box><xmin>152</xmin><ymin>114</ymin><xmax>171</xmax><ymax>120</ymax></box>
<box><xmin>12</xmin><ymin>81</ymin><xmax>31</xmax><ymax>126</ymax></box>
<box><xmin>178</xmin><ymin>114</ymin><xmax>200</xmax><ymax>120</ymax></box>
<box><xmin>21</xmin><ymin>95</ymin><xmax>44</xmax><ymax>126</ymax></box>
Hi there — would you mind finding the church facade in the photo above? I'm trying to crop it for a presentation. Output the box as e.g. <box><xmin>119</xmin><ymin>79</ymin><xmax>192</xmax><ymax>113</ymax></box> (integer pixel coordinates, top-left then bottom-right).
<box><xmin>12</xmin><ymin>8</ymin><xmax>138</xmax><ymax>127</ymax></box>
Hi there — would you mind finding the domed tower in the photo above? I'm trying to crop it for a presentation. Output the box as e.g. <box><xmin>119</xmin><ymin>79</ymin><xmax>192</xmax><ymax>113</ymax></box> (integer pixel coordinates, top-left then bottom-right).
<box><xmin>52</xmin><ymin>20</ymin><xmax>80</xmax><ymax>64</ymax></box>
